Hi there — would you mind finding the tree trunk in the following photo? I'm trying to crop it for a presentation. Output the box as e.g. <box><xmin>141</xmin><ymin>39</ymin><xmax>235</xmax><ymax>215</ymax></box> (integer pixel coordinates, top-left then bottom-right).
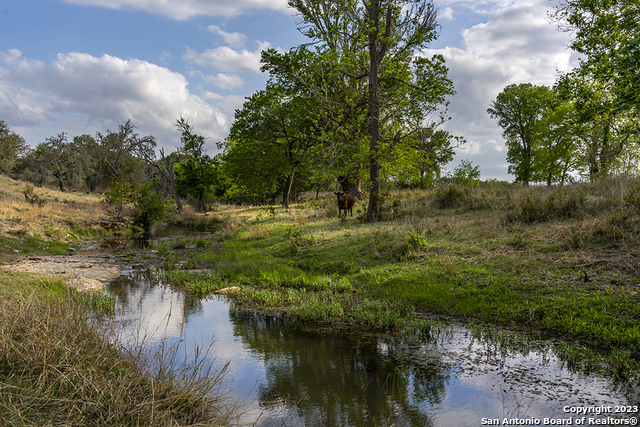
<box><xmin>366</xmin><ymin>0</ymin><xmax>382</xmax><ymax>222</ymax></box>
<box><xmin>351</xmin><ymin>181</ymin><xmax>362</xmax><ymax>200</ymax></box>
<box><xmin>282</xmin><ymin>167</ymin><xmax>296</xmax><ymax>209</ymax></box>
<box><xmin>54</xmin><ymin>172</ymin><xmax>65</xmax><ymax>192</ymax></box>
<box><xmin>351</xmin><ymin>165</ymin><xmax>363</xmax><ymax>200</ymax></box>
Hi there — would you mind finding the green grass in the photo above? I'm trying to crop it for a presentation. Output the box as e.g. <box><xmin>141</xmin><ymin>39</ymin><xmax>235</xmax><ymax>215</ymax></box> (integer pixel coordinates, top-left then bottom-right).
<box><xmin>155</xmin><ymin>180</ymin><xmax>640</xmax><ymax>376</ymax></box>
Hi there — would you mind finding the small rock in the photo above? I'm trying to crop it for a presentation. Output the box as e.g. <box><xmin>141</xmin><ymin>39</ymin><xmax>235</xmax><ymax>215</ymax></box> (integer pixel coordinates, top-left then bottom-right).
<box><xmin>215</xmin><ymin>286</ymin><xmax>240</xmax><ymax>295</ymax></box>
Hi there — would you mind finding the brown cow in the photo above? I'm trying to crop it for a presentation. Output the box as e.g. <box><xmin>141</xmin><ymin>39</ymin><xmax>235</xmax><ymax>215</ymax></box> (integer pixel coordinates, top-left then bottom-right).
<box><xmin>334</xmin><ymin>192</ymin><xmax>355</xmax><ymax>218</ymax></box>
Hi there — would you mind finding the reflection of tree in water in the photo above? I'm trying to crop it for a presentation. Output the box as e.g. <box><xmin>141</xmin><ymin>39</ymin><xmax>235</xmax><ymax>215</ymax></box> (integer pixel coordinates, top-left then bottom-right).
<box><xmin>229</xmin><ymin>308</ymin><xmax>450</xmax><ymax>426</ymax></box>
<box><xmin>107</xmin><ymin>272</ymin><xmax>153</xmax><ymax>309</ymax></box>
<box><xmin>181</xmin><ymin>293</ymin><xmax>203</xmax><ymax>321</ymax></box>
<box><xmin>108</xmin><ymin>272</ymin><xmax>204</xmax><ymax>322</ymax></box>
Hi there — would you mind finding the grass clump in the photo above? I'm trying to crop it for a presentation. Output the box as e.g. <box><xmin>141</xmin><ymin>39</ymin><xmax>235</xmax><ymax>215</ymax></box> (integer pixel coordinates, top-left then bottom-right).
<box><xmin>0</xmin><ymin>288</ymin><xmax>235</xmax><ymax>426</ymax></box>
<box><xmin>433</xmin><ymin>185</ymin><xmax>471</xmax><ymax>209</ymax></box>
<box><xmin>162</xmin><ymin>269</ymin><xmax>226</xmax><ymax>294</ymax></box>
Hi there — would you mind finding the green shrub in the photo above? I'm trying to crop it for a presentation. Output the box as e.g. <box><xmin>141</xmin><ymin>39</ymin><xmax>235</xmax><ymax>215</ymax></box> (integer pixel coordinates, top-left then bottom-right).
<box><xmin>406</xmin><ymin>229</ymin><xmax>427</xmax><ymax>251</ymax></box>
<box><xmin>547</xmin><ymin>190</ymin><xmax>587</xmax><ymax>219</ymax></box>
<box><xmin>433</xmin><ymin>185</ymin><xmax>470</xmax><ymax>209</ymax></box>
<box><xmin>131</xmin><ymin>181</ymin><xmax>168</xmax><ymax>232</ymax></box>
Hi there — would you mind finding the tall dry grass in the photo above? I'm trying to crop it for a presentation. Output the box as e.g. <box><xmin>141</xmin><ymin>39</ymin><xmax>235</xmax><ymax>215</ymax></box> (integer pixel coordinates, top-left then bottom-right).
<box><xmin>0</xmin><ymin>175</ymin><xmax>105</xmax><ymax>242</ymax></box>
<box><xmin>0</xmin><ymin>290</ymin><xmax>237</xmax><ymax>426</ymax></box>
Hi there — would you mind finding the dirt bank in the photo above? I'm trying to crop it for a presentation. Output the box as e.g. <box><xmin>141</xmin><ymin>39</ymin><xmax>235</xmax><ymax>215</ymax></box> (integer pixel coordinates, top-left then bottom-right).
<box><xmin>1</xmin><ymin>254</ymin><xmax>122</xmax><ymax>293</ymax></box>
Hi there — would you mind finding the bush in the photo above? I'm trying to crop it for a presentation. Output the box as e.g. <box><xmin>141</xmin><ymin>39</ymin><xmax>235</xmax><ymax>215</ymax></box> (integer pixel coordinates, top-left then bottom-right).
<box><xmin>406</xmin><ymin>229</ymin><xmax>428</xmax><ymax>251</ymax></box>
<box><xmin>132</xmin><ymin>181</ymin><xmax>168</xmax><ymax>232</ymax></box>
<box><xmin>433</xmin><ymin>185</ymin><xmax>470</xmax><ymax>209</ymax></box>
<box><xmin>548</xmin><ymin>190</ymin><xmax>587</xmax><ymax>219</ymax></box>
<box><xmin>23</xmin><ymin>184</ymin><xmax>46</xmax><ymax>207</ymax></box>
<box><xmin>507</xmin><ymin>189</ymin><xmax>588</xmax><ymax>224</ymax></box>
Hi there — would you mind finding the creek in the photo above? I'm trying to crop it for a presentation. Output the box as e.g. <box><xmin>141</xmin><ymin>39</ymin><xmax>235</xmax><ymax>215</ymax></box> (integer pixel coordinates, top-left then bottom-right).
<box><xmin>105</xmin><ymin>268</ymin><xmax>639</xmax><ymax>427</ymax></box>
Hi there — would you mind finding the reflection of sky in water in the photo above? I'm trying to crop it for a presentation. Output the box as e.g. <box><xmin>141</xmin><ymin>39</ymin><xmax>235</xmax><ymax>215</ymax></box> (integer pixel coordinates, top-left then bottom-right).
<box><xmin>107</xmin><ymin>272</ymin><xmax>637</xmax><ymax>427</ymax></box>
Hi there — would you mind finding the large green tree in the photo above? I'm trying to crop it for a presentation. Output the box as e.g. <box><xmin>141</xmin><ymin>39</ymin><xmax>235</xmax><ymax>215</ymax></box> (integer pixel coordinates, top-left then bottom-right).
<box><xmin>223</xmin><ymin>81</ymin><xmax>319</xmax><ymax>207</ymax></box>
<box><xmin>532</xmin><ymin>100</ymin><xmax>576</xmax><ymax>187</ymax></box>
<box><xmin>388</xmin><ymin>127</ymin><xmax>459</xmax><ymax>188</ymax></box>
<box><xmin>551</xmin><ymin>1</ymin><xmax>640</xmax><ymax>181</ymax></box>
<box><xmin>0</xmin><ymin>120</ymin><xmax>27</xmax><ymax>174</ymax></box>
<box><xmin>555</xmin><ymin>72</ymin><xmax>640</xmax><ymax>181</ymax></box>
<box><xmin>261</xmin><ymin>47</ymin><xmax>370</xmax><ymax>199</ymax></box>
<box><xmin>487</xmin><ymin>83</ymin><xmax>556</xmax><ymax>187</ymax></box>
<box><xmin>288</xmin><ymin>0</ymin><xmax>455</xmax><ymax>221</ymax></box>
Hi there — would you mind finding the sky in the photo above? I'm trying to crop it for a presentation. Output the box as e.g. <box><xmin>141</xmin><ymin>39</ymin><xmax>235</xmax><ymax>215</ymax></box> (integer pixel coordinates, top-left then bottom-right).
<box><xmin>0</xmin><ymin>0</ymin><xmax>582</xmax><ymax>181</ymax></box>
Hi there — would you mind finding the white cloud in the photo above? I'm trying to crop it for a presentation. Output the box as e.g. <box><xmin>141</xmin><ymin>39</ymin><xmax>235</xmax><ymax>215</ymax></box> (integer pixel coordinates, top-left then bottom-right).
<box><xmin>201</xmin><ymin>92</ymin><xmax>247</xmax><ymax>124</ymax></box>
<box><xmin>183</xmin><ymin>41</ymin><xmax>272</xmax><ymax>73</ymax></box>
<box><xmin>424</xmin><ymin>0</ymin><xmax>579</xmax><ymax>179</ymax></box>
<box><xmin>433</xmin><ymin>0</ymin><xmax>520</xmax><ymax>15</ymax></box>
<box><xmin>208</xmin><ymin>25</ymin><xmax>247</xmax><ymax>49</ymax></box>
<box><xmin>0</xmin><ymin>49</ymin><xmax>229</xmax><ymax>151</ymax></box>
<box><xmin>62</xmin><ymin>0</ymin><xmax>290</xmax><ymax>20</ymax></box>
<box><xmin>0</xmin><ymin>49</ymin><xmax>24</xmax><ymax>66</ymax></box>
<box><xmin>204</xmin><ymin>73</ymin><xmax>246</xmax><ymax>90</ymax></box>
<box><xmin>160</xmin><ymin>51</ymin><xmax>173</xmax><ymax>62</ymax></box>
<box><xmin>439</xmin><ymin>7</ymin><xmax>455</xmax><ymax>20</ymax></box>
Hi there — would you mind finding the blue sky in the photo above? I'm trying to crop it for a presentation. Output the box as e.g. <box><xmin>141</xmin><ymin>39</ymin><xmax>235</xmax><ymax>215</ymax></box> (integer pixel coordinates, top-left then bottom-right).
<box><xmin>0</xmin><ymin>0</ymin><xmax>581</xmax><ymax>180</ymax></box>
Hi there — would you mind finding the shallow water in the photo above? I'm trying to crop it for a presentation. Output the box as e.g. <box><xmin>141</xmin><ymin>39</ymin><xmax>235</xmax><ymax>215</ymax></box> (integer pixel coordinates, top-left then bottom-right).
<box><xmin>79</xmin><ymin>224</ymin><xmax>218</xmax><ymax>253</ymax></box>
<box><xmin>107</xmin><ymin>271</ymin><xmax>639</xmax><ymax>426</ymax></box>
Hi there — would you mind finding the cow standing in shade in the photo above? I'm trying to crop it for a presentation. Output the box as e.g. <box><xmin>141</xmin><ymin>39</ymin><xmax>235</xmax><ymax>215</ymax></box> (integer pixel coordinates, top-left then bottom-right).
<box><xmin>334</xmin><ymin>192</ymin><xmax>355</xmax><ymax>218</ymax></box>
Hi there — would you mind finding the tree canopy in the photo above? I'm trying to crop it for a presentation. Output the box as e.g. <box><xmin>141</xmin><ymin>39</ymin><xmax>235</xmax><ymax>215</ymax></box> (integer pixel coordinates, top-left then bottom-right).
<box><xmin>553</xmin><ymin>0</ymin><xmax>640</xmax><ymax>112</ymax></box>
<box><xmin>287</xmin><ymin>0</ymin><xmax>456</xmax><ymax>220</ymax></box>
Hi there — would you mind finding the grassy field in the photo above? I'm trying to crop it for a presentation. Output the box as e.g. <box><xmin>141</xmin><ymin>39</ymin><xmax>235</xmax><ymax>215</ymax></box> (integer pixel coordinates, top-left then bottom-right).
<box><xmin>157</xmin><ymin>178</ymin><xmax>640</xmax><ymax>377</ymax></box>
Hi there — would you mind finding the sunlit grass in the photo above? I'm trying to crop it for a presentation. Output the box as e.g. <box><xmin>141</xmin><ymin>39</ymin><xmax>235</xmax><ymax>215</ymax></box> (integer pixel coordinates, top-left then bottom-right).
<box><xmin>0</xmin><ymin>175</ymin><xmax>108</xmax><ymax>253</ymax></box>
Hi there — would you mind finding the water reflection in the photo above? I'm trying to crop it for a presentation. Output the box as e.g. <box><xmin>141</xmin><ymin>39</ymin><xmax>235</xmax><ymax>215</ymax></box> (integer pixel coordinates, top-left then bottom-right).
<box><xmin>107</xmin><ymin>272</ymin><xmax>638</xmax><ymax>427</ymax></box>
<box><xmin>229</xmin><ymin>309</ymin><xmax>449</xmax><ymax>426</ymax></box>
<box><xmin>79</xmin><ymin>224</ymin><xmax>219</xmax><ymax>253</ymax></box>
